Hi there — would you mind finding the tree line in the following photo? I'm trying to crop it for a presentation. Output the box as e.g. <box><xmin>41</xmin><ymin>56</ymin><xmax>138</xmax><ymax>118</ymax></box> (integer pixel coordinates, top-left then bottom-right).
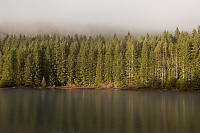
<box><xmin>0</xmin><ymin>27</ymin><xmax>200</xmax><ymax>89</ymax></box>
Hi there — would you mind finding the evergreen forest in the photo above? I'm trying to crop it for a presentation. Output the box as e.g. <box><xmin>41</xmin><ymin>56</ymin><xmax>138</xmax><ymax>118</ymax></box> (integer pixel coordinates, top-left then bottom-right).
<box><xmin>0</xmin><ymin>27</ymin><xmax>200</xmax><ymax>89</ymax></box>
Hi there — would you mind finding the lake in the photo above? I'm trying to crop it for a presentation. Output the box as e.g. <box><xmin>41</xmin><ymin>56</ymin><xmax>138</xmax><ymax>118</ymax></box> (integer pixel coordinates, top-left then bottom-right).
<box><xmin>0</xmin><ymin>88</ymin><xmax>200</xmax><ymax>133</ymax></box>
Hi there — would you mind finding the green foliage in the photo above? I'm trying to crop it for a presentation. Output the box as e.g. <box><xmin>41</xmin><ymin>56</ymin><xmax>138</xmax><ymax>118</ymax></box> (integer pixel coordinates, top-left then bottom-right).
<box><xmin>41</xmin><ymin>76</ymin><xmax>47</xmax><ymax>88</ymax></box>
<box><xmin>147</xmin><ymin>79</ymin><xmax>162</xmax><ymax>89</ymax></box>
<box><xmin>176</xmin><ymin>80</ymin><xmax>185</xmax><ymax>90</ymax></box>
<box><xmin>95</xmin><ymin>39</ymin><xmax>104</xmax><ymax>87</ymax></box>
<box><xmin>0</xmin><ymin>80</ymin><xmax>13</xmax><ymax>88</ymax></box>
<box><xmin>0</xmin><ymin>28</ymin><xmax>200</xmax><ymax>89</ymax></box>
<box><xmin>0</xmin><ymin>80</ymin><xmax>8</xmax><ymax>88</ymax></box>
<box><xmin>165</xmin><ymin>78</ymin><xmax>177</xmax><ymax>89</ymax></box>
<box><xmin>139</xmin><ymin>39</ymin><xmax>149</xmax><ymax>85</ymax></box>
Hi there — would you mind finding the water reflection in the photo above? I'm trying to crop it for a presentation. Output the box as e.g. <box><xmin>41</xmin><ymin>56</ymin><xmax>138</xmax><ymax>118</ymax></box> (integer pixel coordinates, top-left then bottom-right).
<box><xmin>0</xmin><ymin>89</ymin><xmax>199</xmax><ymax>133</ymax></box>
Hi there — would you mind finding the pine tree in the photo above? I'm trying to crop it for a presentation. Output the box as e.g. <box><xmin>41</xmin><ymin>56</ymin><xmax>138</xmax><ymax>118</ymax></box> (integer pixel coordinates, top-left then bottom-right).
<box><xmin>16</xmin><ymin>49</ymin><xmax>25</xmax><ymax>86</ymax></box>
<box><xmin>1</xmin><ymin>49</ymin><xmax>17</xmax><ymax>85</ymax></box>
<box><xmin>0</xmin><ymin>51</ymin><xmax>3</xmax><ymax>80</ymax></box>
<box><xmin>139</xmin><ymin>39</ymin><xmax>149</xmax><ymax>86</ymax></box>
<box><xmin>112</xmin><ymin>38</ymin><xmax>127</xmax><ymax>88</ymax></box>
<box><xmin>104</xmin><ymin>40</ymin><xmax>113</xmax><ymax>84</ymax></box>
<box><xmin>125</xmin><ymin>34</ymin><xmax>138</xmax><ymax>86</ymax></box>
<box><xmin>56</xmin><ymin>41</ymin><xmax>68</xmax><ymax>86</ymax></box>
<box><xmin>87</xmin><ymin>38</ymin><xmax>97</xmax><ymax>86</ymax></box>
<box><xmin>32</xmin><ymin>45</ymin><xmax>41</xmax><ymax>87</ymax></box>
<box><xmin>67</xmin><ymin>41</ymin><xmax>79</xmax><ymax>85</ymax></box>
<box><xmin>95</xmin><ymin>39</ymin><xmax>104</xmax><ymax>87</ymax></box>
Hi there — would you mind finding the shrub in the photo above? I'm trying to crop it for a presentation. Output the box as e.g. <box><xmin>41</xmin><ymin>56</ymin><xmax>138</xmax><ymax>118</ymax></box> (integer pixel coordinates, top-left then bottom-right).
<box><xmin>190</xmin><ymin>78</ymin><xmax>200</xmax><ymax>89</ymax></box>
<box><xmin>41</xmin><ymin>76</ymin><xmax>47</xmax><ymax>88</ymax></box>
<box><xmin>24</xmin><ymin>78</ymin><xmax>33</xmax><ymax>87</ymax></box>
<box><xmin>165</xmin><ymin>77</ymin><xmax>177</xmax><ymax>89</ymax></box>
<box><xmin>0</xmin><ymin>80</ymin><xmax>14</xmax><ymax>88</ymax></box>
<box><xmin>147</xmin><ymin>79</ymin><xmax>162</xmax><ymax>89</ymax></box>
<box><xmin>176</xmin><ymin>80</ymin><xmax>186</xmax><ymax>90</ymax></box>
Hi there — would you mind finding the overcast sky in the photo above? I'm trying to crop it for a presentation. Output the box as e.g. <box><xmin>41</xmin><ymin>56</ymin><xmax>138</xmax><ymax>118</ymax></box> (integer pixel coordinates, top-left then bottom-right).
<box><xmin>0</xmin><ymin>0</ymin><xmax>200</xmax><ymax>33</ymax></box>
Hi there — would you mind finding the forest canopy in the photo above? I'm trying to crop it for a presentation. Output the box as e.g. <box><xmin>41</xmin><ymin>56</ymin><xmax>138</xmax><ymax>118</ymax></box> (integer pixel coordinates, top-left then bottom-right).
<box><xmin>0</xmin><ymin>27</ymin><xmax>200</xmax><ymax>89</ymax></box>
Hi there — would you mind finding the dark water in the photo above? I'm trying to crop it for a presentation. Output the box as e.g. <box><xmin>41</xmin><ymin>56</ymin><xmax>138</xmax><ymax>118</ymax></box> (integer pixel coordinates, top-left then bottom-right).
<box><xmin>0</xmin><ymin>89</ymin><xmax>200</xmax><ymax>133</ymax></box>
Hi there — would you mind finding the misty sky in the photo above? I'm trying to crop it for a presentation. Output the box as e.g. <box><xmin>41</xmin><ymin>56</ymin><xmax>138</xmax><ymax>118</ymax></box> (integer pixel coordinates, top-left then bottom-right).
<box><xmin>0</xmin><ymin>0</ymin><xmax>200</xmax><ymax>32</ymax></box>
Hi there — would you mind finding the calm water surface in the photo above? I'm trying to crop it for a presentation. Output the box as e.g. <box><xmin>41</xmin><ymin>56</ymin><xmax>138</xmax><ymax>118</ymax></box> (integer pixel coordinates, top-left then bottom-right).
<box><xmin>0</xmin><ymin>89</ymin><xmax>200</xmax><ymax>133</ymax></box>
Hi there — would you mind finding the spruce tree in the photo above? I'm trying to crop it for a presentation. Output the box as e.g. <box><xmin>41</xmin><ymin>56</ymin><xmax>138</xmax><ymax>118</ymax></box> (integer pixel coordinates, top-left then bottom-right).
<box><xmin>67</xmin><ymin>41</ymin><xmax>79</xmax><ymax>85</ymax></box>
<box><xmin>95</xmin><ymin>39</ymin><xmax>104</xmax><ymax>87</ymax></box>
<box><xmin>139</xmin><ymin>39</ymin><xmax>149</xmax><ymax>86</ymax></box>
<box><xmin>104</xmin><ymin>40</ymin><xmax>113</xmax><ymax>84</ymax></box>
<box><xmin>125</xmin><ymin>34</ymin><xmax>138</xmax><ymax>86</ymax></box>
<box><xmin>87</xmin><ymin>38</ymin><xmax>97</xmax><ymax>86</ymax></box>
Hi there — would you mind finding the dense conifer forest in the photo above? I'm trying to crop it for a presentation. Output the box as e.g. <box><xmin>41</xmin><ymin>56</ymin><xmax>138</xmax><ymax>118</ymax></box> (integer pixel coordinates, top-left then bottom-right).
<box><xmin>0</xmin><ymin>27</ymin><xmax>200</xmax><ymax>89</ymax></box>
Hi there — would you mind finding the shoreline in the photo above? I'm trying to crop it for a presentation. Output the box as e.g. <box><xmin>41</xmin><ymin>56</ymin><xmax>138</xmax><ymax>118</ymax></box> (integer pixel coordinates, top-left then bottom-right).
<box><xmin>1</xmin><ymin>86</ymin><xmax>200</xmax><ymax>93</ymax></box>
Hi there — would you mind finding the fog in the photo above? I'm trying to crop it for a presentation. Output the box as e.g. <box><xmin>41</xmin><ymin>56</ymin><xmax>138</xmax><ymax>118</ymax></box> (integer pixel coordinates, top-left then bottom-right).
<box><xmin>0</xmin><ymin>0</ymin><xmax>200</xmax><ymax>35</ymax></box>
